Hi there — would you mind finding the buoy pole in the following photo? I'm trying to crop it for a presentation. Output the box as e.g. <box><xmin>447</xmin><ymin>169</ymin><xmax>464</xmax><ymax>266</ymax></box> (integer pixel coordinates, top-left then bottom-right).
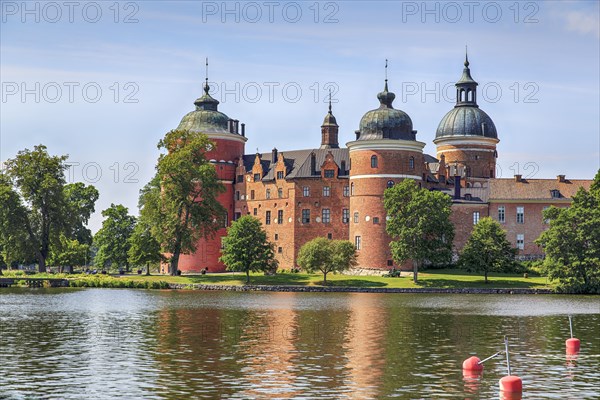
<box><xmin>499</xmin><ymin>336</ymin><xmax>522</xmax><ymax>394</ymax></box>
<box><xmin>569</xmin><ymin>315</ymin><xmax>573</xmax><ymax>338</ymax></box>
<box><xmin>478</xmin><ymin>351</ymin><xmax>502</xmax><ymax>365</ymax></box>
<box><xmin>504</xmin><ymin>336</ymin><xmax>511</xmax><ymax>376</ymax></box>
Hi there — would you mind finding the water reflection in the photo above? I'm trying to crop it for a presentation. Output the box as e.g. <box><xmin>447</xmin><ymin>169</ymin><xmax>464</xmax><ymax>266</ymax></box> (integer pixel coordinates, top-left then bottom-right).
<box><xmin>0</xmin><ymin>289</ymin><xmax>598</xmax><ymax>399</ymax></box>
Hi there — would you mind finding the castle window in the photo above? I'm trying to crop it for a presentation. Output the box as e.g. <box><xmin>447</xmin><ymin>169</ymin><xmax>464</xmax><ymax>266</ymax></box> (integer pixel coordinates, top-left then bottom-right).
<box><xmin>409</xmin><ymin>157</ymin><xmax>414</xmax><ymax>170</ymax></box>
<box><xmin>237</xmin><ymin>174</ymin><xmax>243</xmax><ymax>183</ymax></box>
<box><xmin>353</xmin><ymin>212</ymin><xmax>359</xmax><ymax>223</ymax></box>
<box><xmin>498</xmin><ymin>206</ymin><xmax>505</xmax><ymax>223</ymax></box>
<box><xmin>303</xmin><ymin>186</ymin><xmax>310</xmax><ymax>197</ymax></box>
<box><xmin>355</xmin><ymin>236</ymin><xmax>362</xmax><ymax>250</ymax></box>
<box><xmin>473</xmin><ymin>211</ymin><xmax>480</xmax><ymax>225</ymax></box>
<box><xmin>351</xmin><ymin>182</ymin><xmax>355</xmax><ymax>195</ymax></box>
<box><xmin>277</xmin><ymin>171</ymin><xmax>284</xmax><ymax>180</ymax></box>
<box><xmin>302</xmin><ymin>209</ymin><xmax>310</xmax><ymax>224</ymax></box>
<box><xmin>223</xmin><ymin>212</ymin><xmax>228</xmax><ymax>228</ymax></box>
<box><xmin>234</xmin><ymin>212</ymin><xmax>241</xmax><ymax>221</ymax></box>
<box><xmin>266</xmin><ymin>189</ymin><xmax>271</xmax><ymax>199</ymax></box>
<box><xmin>278</xmin><ymin>247</ymin><xmax>283</xmax><ymax>253</ymax></box>
<box><xmin>253</xmin><ymin>208</ymin><xmax>257</xmax><ymax>216</ymax></box>
<box><xmin>340</xmin><ymin>160</ymin><xmax>346</xmax><ymax>175</ymax></box>
<box><xmin>387</xmin><ymin>180</ymin><xmax>394</xmax><ymax>188</ymax></box>
<box><xmin>516</xmin><ymin>234</ymin><xmax>524</xmax><ymax>250</ymax></box>
<box><xmin>265</xmin><ymin>211</ymin><xmax>271</xmax><ymax>225</ymax></box>
<box><xmin>465</xmin><ymin>167</ymin><xmax>472</xmax><ymax>177</ymax></box>
<box><xmin>278</xmin><ymin>210</ymin><xmax>283</xmax><ymax>224</ymax></box>
<box><xmin>322</xmin><ymin>208</ymin><xmax>331</xmax><ymax>223</ymax></box>
<box><xmin>324</xmin><ymin>169</ymin><xmax>335</xmax><ymax>178</ymax></box>
<box><xmin>387</xmin><ymin>260</ymin><xmax>393</xmax><ymax>267</ymax></box>
<box><xmin>250</xmin><ymin>190</ymin><xmax>255</xmax><ymax>200</ymax></box>
<box><xmin>550</xmin><ymin>189</ymin><xmax>560</xmax><ymax>198</ymax></box>
<box><xmin>517</xmin><ymin>206</ymin><xmax>524</xmax><ymax>224</ymax></box>
<box><xmin>235</xmin><ymin>191</ymin><xmax>240</xmax><ymax>201</ymax></box>
<box><xmin>323</xmin><ymin>186</ymin><xmax>330</xmax><ymax>197</ymax></box>
<box><xmin>371</xmin><ymin>155</ymin><xmax>378</xmax><ymax>168</ymax></box>
<box><xmin>373</xmin><ymin>217</ymin><xmax>380</xmax><ymax>224</ymax></box>
<box><xmin>274</xmin><ymin>233</ymin><xmax>279</xmax><ymax>240</ymax></box>
<box><xmin>254</xmin><ymin>173</ymin><xmax>260</xmax><ymax>182</ymax></box>
<box><xmin>342</xmin><ymin>209</ymin><xmax>349</xmax><ymax>223</ymax></box>
<box><xmin>343</xmin><ymin>186</ymin><xmax>350</xmax><ymax>197</ymax></box>
<box><xmin>278</xmin><ymin>188</ymin><xmax>283</xmax><ymax>198</ymax></box>
<box><xmin>327</xmin><ymin>233</ymin><xmax>332</xmax><ymax>240</ymax></box>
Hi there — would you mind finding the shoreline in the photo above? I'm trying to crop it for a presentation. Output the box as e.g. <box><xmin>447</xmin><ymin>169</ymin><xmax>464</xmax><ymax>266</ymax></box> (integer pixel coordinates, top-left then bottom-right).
<box><xmin>166</xmin><ymin>283</ymin><xmax>555</xmax><ymax>295</ymax></box>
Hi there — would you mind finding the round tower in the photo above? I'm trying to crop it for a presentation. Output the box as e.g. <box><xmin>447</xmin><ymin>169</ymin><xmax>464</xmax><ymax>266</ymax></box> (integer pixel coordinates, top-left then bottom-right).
<box><xmin>174</xmin><ymin>66</ymin><xmax>247</xmax><ymax>273</ymax></box>
<box><xmin>347</xmin><ymin>74</ymin><xmax>426</xmax><ymax>270</ymax></box>
<box><xmin>434</xmin><ymin>53</ymin><xmax>499</xmax><ymax>184</ymax></box>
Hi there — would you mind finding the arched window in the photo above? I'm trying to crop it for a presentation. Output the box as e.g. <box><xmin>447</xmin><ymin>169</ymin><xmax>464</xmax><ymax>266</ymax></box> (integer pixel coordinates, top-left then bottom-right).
<box><xmin>409</xmin><ymin>157</ymin><xmax>415</xmax><ymax>170</ymax></box>
<box><xmin>387</xmin><ymin>180</ymin><xmax>394</xmax><ymax>188</ymax></box>
<box><xmin>278</xmin><ymin>188</ymin><xmax>283</xmax><ymax>198</ymax></box>
<box><xmin>266</xmin><ymin>189</ymin><xmax>271</xmax><ymax>199</ymax></box>
<box><xmin>350</xmin><ymin>182</ymin><xmax>355</xmax><ymax>195</ymax></box>
<box><xmin>371</xmin><ymin>155</ymin><xmax>378</xmax><ymax>168</ymax></box>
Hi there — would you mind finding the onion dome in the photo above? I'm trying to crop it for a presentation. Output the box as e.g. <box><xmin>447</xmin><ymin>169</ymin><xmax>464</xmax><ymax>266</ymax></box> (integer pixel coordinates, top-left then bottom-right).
<box><xmin>356</xmin><ymin>80</ymin><xmax>416</xmax><ymax>141</ymax></box>
<box><xmin>435</xmin><ymin>53</ymin><xmax>497</xmax><ymax>139</ymax></box>
<box><xmin>322</xmin><ymin>99</ymin><xmax>338</xmax><ymax>127</ymax></box>
<box><xmin>176</xmin><ymin>79</ymin><xmax>230</xmax><ymax>134</ymax></box>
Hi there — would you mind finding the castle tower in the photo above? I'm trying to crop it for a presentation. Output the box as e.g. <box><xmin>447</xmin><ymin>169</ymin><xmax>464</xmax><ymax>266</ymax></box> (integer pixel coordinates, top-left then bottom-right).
<box><xmin>434</xmin><ymin>52</ymin><xmax>499</xmax><ymax>184</ymax></box>
<box><xmin>174</xmin><ymin>62</ymin><xmax>247</xmax><ymax>273</ymax></box>
<box><xmin>320</xmin><ymin>93</ymin><xmax>339</xmax><ymax>149</ymax></box>
<box><xmin>347</xmin><ymin>66</ymin><xmax>426</xmax><ymax>270</ymax></box>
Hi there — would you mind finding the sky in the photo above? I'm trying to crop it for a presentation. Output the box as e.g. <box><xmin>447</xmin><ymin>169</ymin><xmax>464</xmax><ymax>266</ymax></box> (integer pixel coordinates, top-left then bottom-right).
<box><xmin>1</xmin><ymin>0</ymin><xmax>599</xmax><ymax>232</ymax></box>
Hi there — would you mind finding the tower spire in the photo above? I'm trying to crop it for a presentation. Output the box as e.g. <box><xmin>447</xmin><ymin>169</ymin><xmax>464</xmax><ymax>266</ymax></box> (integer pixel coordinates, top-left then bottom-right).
<box><xmin>384</xmin><ymin>59</ymin><xmax>389</xmax><ymax>91</ymax></box>
<box><xmin>465</xmin><ymin>45</ymin><xmax>469</xmax><ymax>67</ymax></box>
<box><xmin>204</xmin><ymin>57</ymin><xmax>209</xmax><ymax>94</ymax></box>
<box><xmin>328</xmin><ymin>88</ymin><xmax>332</xmax><ymax>113</ymax></box>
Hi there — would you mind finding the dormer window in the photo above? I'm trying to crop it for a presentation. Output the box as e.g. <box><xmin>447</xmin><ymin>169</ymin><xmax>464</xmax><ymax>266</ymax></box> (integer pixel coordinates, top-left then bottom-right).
<box><xmin>254</xmin><ymin>173</ymin><xmax>260</xmax><ymax>182</ymax></box>
<box><xmin>550</xmin><ymin>189</ymin><xmax>560</xmax><ymax>199</ymax></box>
<box><xmin>277</xmin><ymin>171</ymin><xmax>284</xmax><ymax>179</ymax></box>
<box><xmin>324</xmin><ymin>169</ymin><xmax>335</xmax><ymax>178</ymax></box>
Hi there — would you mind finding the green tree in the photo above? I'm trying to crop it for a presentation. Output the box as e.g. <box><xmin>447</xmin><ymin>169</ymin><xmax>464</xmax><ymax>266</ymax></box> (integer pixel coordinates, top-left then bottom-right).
<box><xmin>2</xmin><ymin>145</ymin><xmax>69</xmax><ymax>272</ymax></box>
<box><xmin>128</xmin><ymin>221</ymin><xmax>163</xmax><ymax>275</ymax></box>
<box><xmin>458</xmin><ymin>217</ymin><xmax>517</xmax><ymax>283</ymax></box>
<box><xmin>93</xmin><ymin>204</ymin><xmax>136</xmax><ymax>272</ymax></box>
<box><xmin>48</xmin><ymin>234</ymin><xmax>90</xmax><ymax>273</ymax></box>
<box><xmin>536</xmin><ymin>171</ymin><xmax>600</xmax><ymax>293</ymax></box>
<box><xmin>62</xmin><ymin>182</ymin><xmax>99</xmax><ymax>245</ymax></box>
<box><xmin>384</xmin><ymin>179</ymin><xmax>454</xmax><ymax>283</ymax></box>
<box><xmin>219</xmin><ymin>215</ymin><xmax>277</xmax><ymax>284</ymax></box>
<box><xmin>297</xmin><ymin>238</ymin><xmax>357</xmax><ymax>283</ymax></box>
<box><xmin>139</xmin><ymin>130</ymin><xmax>226</xmax><ymax>276</ymax></box>
<box><xmin>0</xmin><ymin>173</ymin><xmax>32</xmax><ymax>274</ymax></box>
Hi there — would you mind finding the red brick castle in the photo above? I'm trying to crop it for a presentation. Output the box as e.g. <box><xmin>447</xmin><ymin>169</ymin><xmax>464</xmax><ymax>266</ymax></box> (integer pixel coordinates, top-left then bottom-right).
<box><xmin>171</xmin><ymin>56</ymin><xmax>592</xmax><ymax>273</ymax></box>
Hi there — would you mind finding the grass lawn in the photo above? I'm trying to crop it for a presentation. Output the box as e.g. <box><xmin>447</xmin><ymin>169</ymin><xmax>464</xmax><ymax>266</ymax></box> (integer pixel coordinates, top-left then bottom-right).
<box><xmin>2</xmin><ymin>269</ymin><xmax>552</xmax><ymax>290</ymax></box>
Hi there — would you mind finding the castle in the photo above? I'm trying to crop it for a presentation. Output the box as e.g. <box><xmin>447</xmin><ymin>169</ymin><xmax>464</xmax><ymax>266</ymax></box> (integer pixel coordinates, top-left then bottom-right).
<box><xmin>167</xmin><ymin>55</ymin><xmax>592</xmax><ymax>273</ymax></box>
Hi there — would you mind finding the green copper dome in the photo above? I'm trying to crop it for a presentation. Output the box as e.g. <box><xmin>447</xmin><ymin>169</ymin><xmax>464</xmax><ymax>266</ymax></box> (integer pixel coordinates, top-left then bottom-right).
<box><xmin>176</xmin><ymin>82</ymin><xmax>230</xmax><ymax>134</ymax></box>
<box><xmin>436</xmin><ymin>54</ymin><xmax>498</xmax><ymax>140</ymax></box>
<box><xmin>356</xmin><ymin>81</ymin><xmax>415</xmax><ymax>141</ymax></box>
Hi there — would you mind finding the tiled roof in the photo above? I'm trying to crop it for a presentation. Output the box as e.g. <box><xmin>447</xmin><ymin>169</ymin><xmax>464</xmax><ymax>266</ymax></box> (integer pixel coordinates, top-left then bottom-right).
<box><xmin>243</xmin><ymin>148</ymin><xmax>350</xmax><ymax>180</ymax></box>
<box><xmin>489</xmin><ymin>178</ymin><xmax>592</xmax><ymax>201</ymax></box>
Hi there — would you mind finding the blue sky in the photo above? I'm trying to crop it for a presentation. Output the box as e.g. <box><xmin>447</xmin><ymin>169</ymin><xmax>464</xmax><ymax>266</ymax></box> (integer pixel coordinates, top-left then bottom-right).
<box><xmin>1</xmin><ymin>0</ymin><xmax>599</xmax><ymax>232</ymax></box>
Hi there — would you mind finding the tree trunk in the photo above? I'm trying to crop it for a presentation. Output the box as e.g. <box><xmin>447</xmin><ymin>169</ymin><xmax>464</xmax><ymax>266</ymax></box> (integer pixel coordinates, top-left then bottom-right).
<box><xmin>323</xmin><ymin>271</ymin><xmax>327</xmax><ymax>283</ymax></box>
<box><xmin>38</xmin><ymin>257</ymin><xmax>47</xmax><ymax>273</ymax></box>
<box><xmin>170</xmin><ymin>251</ymin><xmax>180</xmax><ymax>276</ymax></box>
<box><xmin>246</xmin><ymin>270</ymin><xmax>250</xmax><ymax>284</ymax></box>
<box><xmin>413</xmin><ymin>260</ymin><xmax>419</xmax><ymax>284</ymax></box>
<box><xmin>485</xmin><ymin>271</ymin><xmax>488</xmax><ymax>284</ymax></box>
<box><xmin>146</xmin><ymin>262</ymin><xmax>150</xmax><ymax>276</ymax></box>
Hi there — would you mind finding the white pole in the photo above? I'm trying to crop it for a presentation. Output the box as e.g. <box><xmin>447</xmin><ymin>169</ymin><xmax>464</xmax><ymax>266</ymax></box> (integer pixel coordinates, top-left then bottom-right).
<box><xmin>569</xmin><ymin>315</ymin><xmax>573</xmax><ymax>338</ymax></box>
<box><xmin>504</xmin><ymin>336</ymin><xmax>511</xmax><ymax>376</ymax></box>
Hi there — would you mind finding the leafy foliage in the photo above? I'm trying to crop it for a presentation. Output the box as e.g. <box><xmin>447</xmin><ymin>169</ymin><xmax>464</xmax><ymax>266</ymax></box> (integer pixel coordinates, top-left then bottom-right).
<box><xmin>48</xmin><ymin>234</ymin><xmax>90</xmax><ymax>271</ymax></box>
<box><xmin>220</xmin><ymin>215</ymin><xmax>277</xmax><ymax>283</ymax></box>
<box><xmin>384</xmin><ymin>179</ymin><xmax>454</xmax><ymax>283</ymax></box>
<box><xmin>93</xmin><ymin>204</ymin><xmax>136</xmax><ymax>271</ymax></box>
<box><xmin>536</xmin><ymin>171</ymin><xmax>600</xmax><ymax>293</ymax></box>
<box><xmin>128</xmin><ymin>221</ymin><xmax>164</xmax><ymax>275</ymax></box>
<box><xmin>297</xmin><ymin>237</ymin><xmax>357</xmax><ymax>283</ymax></box>
<box><xmin>458</xmin><ymin>217</ymin><xmax>517</xmax><ymax>283</ymax></box>
<box><xmin>139</xmin><ymin>130</ymin><xmax>226</xmax><ymax>275</ymax></box>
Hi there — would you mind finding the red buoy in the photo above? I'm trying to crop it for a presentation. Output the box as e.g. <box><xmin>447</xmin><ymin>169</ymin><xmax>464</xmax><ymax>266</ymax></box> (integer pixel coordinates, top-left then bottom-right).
<box><xmin>499</xmin><ymin>375</ymin><xmax>523</xmax><ymax>393</ymax></box>
<box><xmin>566</xmin><ymin>337</ymin><xmax>580</xmax><ymax>354</ymax></box>
<box><xmin>462</xmin><ymin>356</ymin><xmax>483</xmax><ymax>371</ymax></box>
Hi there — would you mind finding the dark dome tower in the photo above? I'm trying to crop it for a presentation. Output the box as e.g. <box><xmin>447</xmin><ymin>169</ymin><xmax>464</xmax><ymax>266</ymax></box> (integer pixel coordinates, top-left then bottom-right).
<box><xmin>434</xmin><ymin>53</ymin><xmax>499</xmax><ymax>183</ymax></box>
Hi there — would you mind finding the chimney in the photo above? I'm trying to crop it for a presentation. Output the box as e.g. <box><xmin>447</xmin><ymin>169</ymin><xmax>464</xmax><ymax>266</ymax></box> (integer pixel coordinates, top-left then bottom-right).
<box><xmin>228</xmin><ymin>119</ymin><xmax>233</xmax><ymax>133</ymax></box>
<box><xmin>271</xmin><ymin>148</ymin><xmax>278</xmax><ymax>165</ymax></box>
<box><xmin>514</xmin><ymin>174</ymin><xmax>522</xmax><ymax>182</ymax></box>
<box><xmin>310</xmin><ymin>153</ymin><xmax>316</xmax><ymax>175</ymax></box>
<box><xmin>241</xmin><ymin>123</ymin><xmax>245</xmax><ymax>137</ymax></box>
<box><xmin>233</xmin><ymin>120</ymin><xmax>239</xmax><ymax>134</ymax></box>
<box><xmin>557</xmin><ymin>175</ymin><xmax>566</xmax><ymax>183</ymax></box>
<box><xmin>355</xmin><ymin>130</ymin><xmax>361</xmax><ymax>140</ymax></box>
<box><xmin>454</xmin><ymin>176</ymin><xmax>461</xmax><ymax>199</ymax></box>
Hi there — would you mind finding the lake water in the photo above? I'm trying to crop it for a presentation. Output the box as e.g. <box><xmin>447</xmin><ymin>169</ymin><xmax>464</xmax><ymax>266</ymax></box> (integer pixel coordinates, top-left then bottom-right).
<box><xmin>0</xmin><ymin>288</ymin><xmax>598</xmax><ymax>399</ymax></box>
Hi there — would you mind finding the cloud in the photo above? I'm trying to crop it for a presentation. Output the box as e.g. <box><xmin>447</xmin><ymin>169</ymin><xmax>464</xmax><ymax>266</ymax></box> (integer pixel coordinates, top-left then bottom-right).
<box><xmin>565</xmin><ymin>11</ymin><xmax>600</xmax><ymax>37</ymax></box>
